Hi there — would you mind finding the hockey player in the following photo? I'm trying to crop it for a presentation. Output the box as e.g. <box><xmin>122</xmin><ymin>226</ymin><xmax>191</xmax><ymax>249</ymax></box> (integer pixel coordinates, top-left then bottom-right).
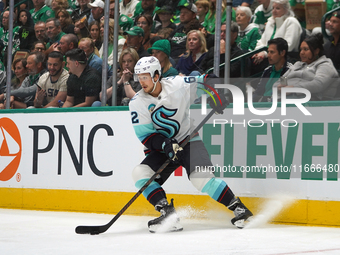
<box><xmin>129</xmin><ymin>56</ymin><xmax>253</xmax><ymax>232</ymax></box>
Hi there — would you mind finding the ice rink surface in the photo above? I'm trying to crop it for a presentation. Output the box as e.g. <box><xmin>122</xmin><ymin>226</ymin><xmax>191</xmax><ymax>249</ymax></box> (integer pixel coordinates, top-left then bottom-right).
<box><xmin>1</xmin><ymin>208</ymin><xmax>340</xmax><ymax>255</ymax></box>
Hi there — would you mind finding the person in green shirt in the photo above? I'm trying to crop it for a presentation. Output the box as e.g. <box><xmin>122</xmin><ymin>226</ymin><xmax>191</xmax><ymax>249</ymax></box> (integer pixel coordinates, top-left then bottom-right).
<box><xmin>235</xmin><ymin>6</ymin><xmax>261</xmax><ymax>51</ymax></box>
<box><xmin>133</xmin><ymin>0</ymin><xmax>159</xmax><ymax>19</ymax></box>
<box><xmin>45</xmin><ymin>18</ymin><xmax>66</xmax><ymax>49</ymax></box>
<box><xmin>253</xmin><ymin>0</ymin><xmax>273</xmax><ymax>32</ymax></box>
<box><xmin>30</xmin><ymin>0</ymin><xmax>55</xmax><ymax>24</ymax></box>
<box><xmin>0</xmin><ymin>10</ymin><xmax>21</xmax><ymax>63</ymax></box>
<box><xmin>253</xmin><ymin>37</ymin><xmax>292</xmax><ymax>101</ymax></box>
<box><xmin>203</xmin><ymin>0</ymin><xmax>236</xmax><ymax>34</ymax></box>
<box><xmin>148</xmin><ymin>39</ymin><xmax>179</xmax><ymax>77</ymax></box>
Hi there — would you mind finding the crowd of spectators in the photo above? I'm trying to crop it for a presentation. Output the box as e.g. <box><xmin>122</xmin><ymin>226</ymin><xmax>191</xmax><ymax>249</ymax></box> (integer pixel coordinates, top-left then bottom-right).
<box><xmin>0</xmin><ymin>0</ymin><xmax>339</xmax><ymax>109</ymax></box>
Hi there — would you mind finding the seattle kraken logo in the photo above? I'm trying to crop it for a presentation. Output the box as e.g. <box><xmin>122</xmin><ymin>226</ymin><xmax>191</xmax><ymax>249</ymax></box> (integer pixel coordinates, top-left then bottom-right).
<box><xmin>151</xmin><ymin>106</ymin><xmax>180</xmax><ymax>138</ymax></box>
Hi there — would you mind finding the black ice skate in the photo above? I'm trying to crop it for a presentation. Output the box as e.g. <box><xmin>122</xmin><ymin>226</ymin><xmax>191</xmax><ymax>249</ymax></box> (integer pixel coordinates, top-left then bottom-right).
<box><xmin>227</xmin><ymin>197</ymin><xmax>253</xmax><ymax>229</ymax></box>
<box><xmin>148</xmin><ymin>198</ymin><xmax>183</xmax><ymax>233</ymax></box>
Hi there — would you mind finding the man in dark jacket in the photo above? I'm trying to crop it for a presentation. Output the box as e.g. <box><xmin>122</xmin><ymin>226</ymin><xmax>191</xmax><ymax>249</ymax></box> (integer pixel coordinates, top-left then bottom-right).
<box><xmin>253</xmin><ymin>37</ymin><xmax>291</xmax><ymax>102</ymax></box>
<box><xmin>199</xmin><ymin>22</ymin><xmax>244</xmax><ymax>77</ymax></box>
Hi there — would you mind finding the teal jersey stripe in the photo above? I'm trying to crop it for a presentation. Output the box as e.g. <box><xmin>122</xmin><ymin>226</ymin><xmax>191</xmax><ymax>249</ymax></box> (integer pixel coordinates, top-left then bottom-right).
<box><xmin>202</xmin><ymin>178</ymin><xmax>226</xmax><ymax>201</ymax></box>
<box><xmin>133</xmin><ymin>123</ymin><xmax>156</xmax><ymax>142</ymax></box>
<box><xmin>135</xmin><ymin>179</ymin><xmax>161</xmax><ymax>198</ymax></box>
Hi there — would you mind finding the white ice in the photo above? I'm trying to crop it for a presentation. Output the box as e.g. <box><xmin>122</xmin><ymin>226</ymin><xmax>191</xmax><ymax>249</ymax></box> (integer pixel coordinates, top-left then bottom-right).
<box><xmin>1</xmin><ymin>208</ymin><xmax>340</xmax><ymax>255</ymax></box>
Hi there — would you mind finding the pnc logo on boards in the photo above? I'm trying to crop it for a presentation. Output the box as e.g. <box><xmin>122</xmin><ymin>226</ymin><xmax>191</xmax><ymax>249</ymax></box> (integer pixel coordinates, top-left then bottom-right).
<box><xmin>0</xmin><ymin>118</ymin><xmax>22</xmax><ymax>181</ymax></box>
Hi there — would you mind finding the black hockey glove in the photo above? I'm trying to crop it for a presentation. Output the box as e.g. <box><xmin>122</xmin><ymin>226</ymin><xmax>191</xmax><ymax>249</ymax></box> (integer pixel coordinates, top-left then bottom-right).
<box><xmin>162</xmin><ymin>138</ymin><xmax>183</xmax><ymax>162</ymax></box>
<box><xmin>207</xmin><ymin>93</ymin><xmax>229</xmax><ymax>114</ymax></box>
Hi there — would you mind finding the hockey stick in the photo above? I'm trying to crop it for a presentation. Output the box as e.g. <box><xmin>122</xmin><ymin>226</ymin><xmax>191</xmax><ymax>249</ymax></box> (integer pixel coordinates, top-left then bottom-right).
<box><xmin>75</xmin><ymin>109</ymin><xmax>216</xmax><ymax>235</ymax></box>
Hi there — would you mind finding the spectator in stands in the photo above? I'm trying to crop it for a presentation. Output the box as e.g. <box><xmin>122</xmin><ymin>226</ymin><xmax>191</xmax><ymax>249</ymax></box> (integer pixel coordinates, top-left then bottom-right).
<box><xmin>93</xmin><ymin>48</ymin><xmax>141</xmax><ymax>106</ymax></box>
<box><xmin>157</xmin><ymin>27</ymin><xmax>174</xmax><ymax>39</ymax></box>
<box><xmin>79</xmin><ymin>37</ymin><xmax>112</xmax><ymax>76</ymax></box>
<box><xmin>274</xmin><ymin>34</ymin><xmax>339</xmax><ymax>101</ymax></box>
<box><xmin>232</xmin><ymin>0</ymin><xmax>254</xmax><ymax>8</ymax></box>
<box><xmin>89</xmin><ymin>21</ymin><xmax>102</xmax><ymax>50</ymax></box>
<box><xmin>17</xmin><ymin>9</ymin><xmax>34</xmax><ymax>29</ymax></box>
<box><xmin>74</xmin><ymin>16</ymin><xmax>90</xmax><ymax>40</ymax></box>
<box><xmin>34</xmin><ymin>21</ymin><xmax>48</xmax><ymax>43</ymax></box>
<box><xmin>324</xmin><ymin>11</ymin><xmax>340</xmax><ymax>73</ymax></box>
<box><xmin>99</xmin><ymin>18</ymin><xmax>125</xmax><ymax>65</ymax></box>
<box><xmin>58</xmin><ymin>34</ymin><xmax>78</xmax><ymax>55</ymax></box>
<box><xmin>203</xmin><ymin>0</ymin><xmax>235</xmax><ymax>34</ymax></box>
<box><xmin>183</xmin><ymin>18</ymin><xmax>215</xmax><ymax>49</ymax></box>
<box><xmin>71</xmin><ymin>0</ymin><xmax>91</xmax><ymax>23</ymax></box>
<box><xmin>12</xmin><ymin>58</ymin><xmax>28</xmax><ymax>90</ymax></box>
<box><xmin>136</xmin><ymin>14</ymin><xmax>155</xmax><ymax>51</ymax></box>
<box><xmin>56</xmin><ymin>9</ymin><xmax>75</xmax><ymax>34</ymax></box>
<box><xmin>235</xmin><ymin>6</ymin><xmax>261</xmax><ymax>51</ymax></box>
<box><xmin>51</xmin><ymin>0</ymin><xmax>70</xmax><ymax>15</ymax></box>
<box><xmin>148</xmin><ymin>39</ymin><xmax>179</xmax><ymax>77</ymax></box>
<box><xmin>133</xmin><ymin>0</ymin><xmax>158</xmax><ymax>20</ymax></box>
<box><xmin>253</xmin><ymin>0</ymin><xmax>302</xmax><ymax>64</ymax></box>
<box><xmin>16</xmin><ymin>9</ymin><xmax>37</xmax><ymax>51</ymax></box>
<box><xmin>31</xmin><ymin>40</ymin><xmax>47</xmax><ymax>53</ymax></box>
<box><xmin>119</xmin><ymin>14</ymin><xmax>134</xmax><ymax>32</ymax></box>
<box><xmin>0</xmin><ymin>52</ymin><xmax>47</xmax><ymax>108</ymax></box>
<box><xmin>252</xmin><ymin>0</ymin><xmax>273</xmax><ymax>32</ymax></box>
<box><xmin>0</xmin><ymin>11</ymin><xmax>20</xmax><ymax>63</ymax></box>
<box><xmin>169</xmin><ymin>2</ymin><xmax>198</xmax><ymax>61</ymax></box>
<box><xmin>30</xmin><ymin>0</ymin><xmax>55</xmax><ymax>24</ymax></box>
<box><xmin>34</xmin><ymin>51</ymin><xmax>68</xmax><ymax>108</ymax></box>
<box><xmin>176</xmin><ymin>30</ymin><xmax>208</xmax><ymax>76</ymax></box>
<box><xmin>195</xmin><ymin>0</ymin><xmax>210</xmax><ymax>24</ymax></box>
<box><xmin>63</xmin><ymin>48</ymin><xmax>101</xmax><ymax>107</ymax></box>
<box><xmin>154</xmin><ymin>6</ymin><xmax>176</xmax><ymax>33</ymax></box>
<box><xmin>253</xmin><ymin>38</ymin><xmax>291</xmax><ymax>102</ymax></box>
<box><xmin>109</xmin><ymin>0</ymin><xmax>115</xmax><ymax>19</ymax></box>
<box><xmin>45</xmin><ymin>18</ymin><xmax>66</xmax><ymax>49</ymax></box>
<box><xmin>87</xmin><ymin>0</ymin><xmax>104</xmax><ymax>25</ymax></box>
<box><xmin>123</xmin><ymin>26</ymin><xmax>150</xmax><ymax>58</ymax></box>
<box><xmin>200</xmin><ymin>22</ymin><xmax>244</xmax><ymax>77</ymax></box>
<box><xmin>120</xmin><ymin>0</ymin><xmax>139</xmax><ymax>17</ymax></box>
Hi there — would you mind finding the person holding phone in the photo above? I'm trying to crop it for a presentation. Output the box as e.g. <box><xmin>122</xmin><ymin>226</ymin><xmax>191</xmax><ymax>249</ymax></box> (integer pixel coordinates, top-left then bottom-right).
<box><xmin>33</xmin><ymin>51</ymin><xmax>69</xmax><ymax>108</ymax></box>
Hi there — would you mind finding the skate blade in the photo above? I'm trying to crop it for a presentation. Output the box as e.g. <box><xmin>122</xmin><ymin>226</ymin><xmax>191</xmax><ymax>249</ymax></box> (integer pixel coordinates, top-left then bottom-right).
<box><xmin>149</xmin><ymin>221</ymin><xmax>183</xmax><ymax>233</ymax></box>
<box><xmin>233</xmin><ymin>216</ymin><xmax>253</xmax><ymax>229</ymax></box>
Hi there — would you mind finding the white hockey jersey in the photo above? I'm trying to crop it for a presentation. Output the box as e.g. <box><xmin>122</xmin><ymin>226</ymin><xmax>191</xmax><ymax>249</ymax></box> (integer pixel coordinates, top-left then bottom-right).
<box><xmin>129</xmin><ymin>75</ymin><xmax>205</xmax><ymax>147</ymax></box>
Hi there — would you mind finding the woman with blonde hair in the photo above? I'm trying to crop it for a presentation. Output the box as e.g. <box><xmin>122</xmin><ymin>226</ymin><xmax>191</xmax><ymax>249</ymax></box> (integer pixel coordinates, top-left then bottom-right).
<box><xmin>148</xmin><ymin>39</ymin><xmax>178</xmax><ymax>77</ymax></box>
<box><xmin>93</xmin><ymin>48</ymin><xmax>141</xmax><ymax>106</ymax></box>
<box><xmin>176</xmin><ymin>30</ymin><xmax>208</xmax><ymax>76</ymax></box>
<box><xmin>253</xmin><ymin>0</ymin><xmax>302</xmax><ymax>64</ymax></box>
<box><xmin>99</xmin><ymin>18</ymin><xmax>126</xmax><ymax>65</ymax></box>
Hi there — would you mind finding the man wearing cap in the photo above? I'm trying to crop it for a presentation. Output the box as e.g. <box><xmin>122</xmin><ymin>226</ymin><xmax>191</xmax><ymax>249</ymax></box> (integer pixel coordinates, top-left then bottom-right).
<box><xmin>324</xmin><ymin>11</ymin><xmax>340</xmax><ymax>73</ymax></box>
<box><xmin>154</xmin><ymin>5</ymin><xmax>176</xmax><ymax>33</ymax></box>
<box><xmin>123</xmin><ymin>26</ymin><xmax>150</xmax><ymax>58</ymax></box>
<box><xmin>63</xmin><ymin>48</ymin><xmax>102</xmax><ymax>108</ymax></box>
<box><xmin>148</xmin><ymin>39</ymin><xmax>179</xmax><ymax>77</ymax></box>
<box><xmin>30</xmin><ymin>0</ymin><xmax>55</xmax><ymax>24</ymax></box>
<box><xmin>120</xmin><ymin>0</ymin><xmax>139</xmax><ymax>18</ymax></box>
<box><xmin>200</xmin><ymin>22</ymin><xmax>245</xmax><ymax>77</ymax></box>
<box><xmin>87</xmin><ymin>0</ymin><xmax>104</xmax><ymax>25</ymax></box>
<box><xmin>169</xmin><ymin>2</ymin><xmax>197</xmax><ymax>61</ymax></box>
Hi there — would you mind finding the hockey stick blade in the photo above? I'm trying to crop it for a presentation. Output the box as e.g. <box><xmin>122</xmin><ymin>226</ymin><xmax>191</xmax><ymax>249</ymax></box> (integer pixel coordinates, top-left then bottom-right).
<box><xmin>75</xmin><ymin>109</ymin><xmax>216</xmax><ymax>235</ymax></box>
